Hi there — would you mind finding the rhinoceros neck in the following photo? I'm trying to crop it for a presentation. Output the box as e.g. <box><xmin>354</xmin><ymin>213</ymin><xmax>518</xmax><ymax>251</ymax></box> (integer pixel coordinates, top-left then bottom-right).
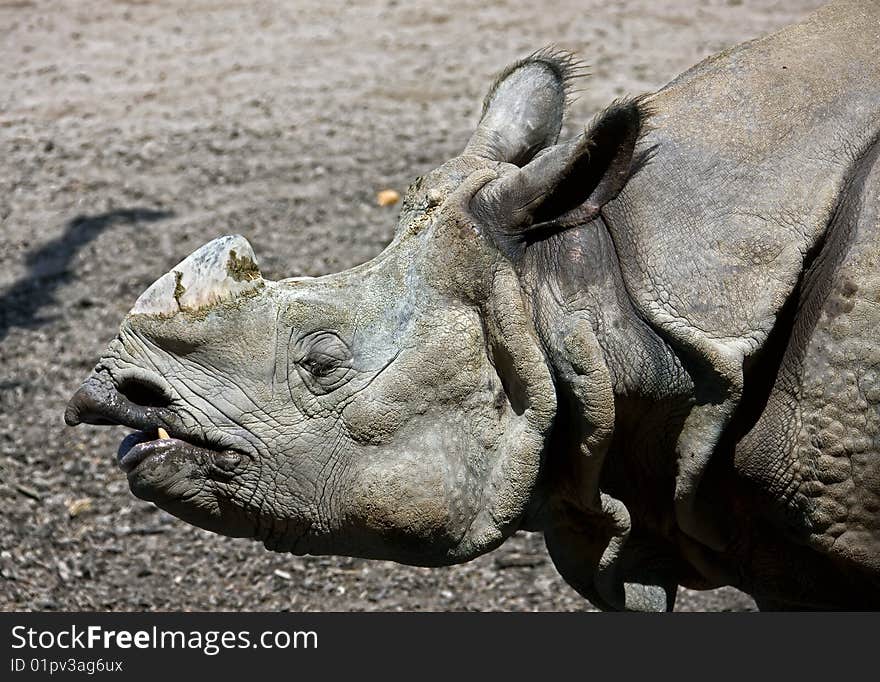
<box><xmin>525</xmin><ymin>219</ymin><xmax>691</xmax><ymax>404</ymax></box>
<box><xmin>520</xmin><ymin>219</ymin><xmax>695</xmax><ymax>532</ymax></box>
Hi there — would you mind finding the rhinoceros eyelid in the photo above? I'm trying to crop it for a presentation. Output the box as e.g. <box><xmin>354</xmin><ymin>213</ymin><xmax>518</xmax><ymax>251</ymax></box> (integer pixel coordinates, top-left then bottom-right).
<box><xmin>297</xmin><ymin>331</ymin><xmax>351</xmax><ymax>359</ymax></box>
<box><xmin>293</xmin><ymin>331</ymin><xmax>355</xmax><ymax>390</ymax></box>
<box><xmin>301</xmin><ymin>350</ymin><xmax>348</xmax><ymax>377</ymax></box>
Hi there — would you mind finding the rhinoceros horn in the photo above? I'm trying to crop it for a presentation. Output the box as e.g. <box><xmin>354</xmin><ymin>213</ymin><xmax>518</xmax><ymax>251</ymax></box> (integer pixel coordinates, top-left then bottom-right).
<box><xmin>129</xmin><ymin>234</ymin><xmax>263</xmax><ymax>316</ymax></box>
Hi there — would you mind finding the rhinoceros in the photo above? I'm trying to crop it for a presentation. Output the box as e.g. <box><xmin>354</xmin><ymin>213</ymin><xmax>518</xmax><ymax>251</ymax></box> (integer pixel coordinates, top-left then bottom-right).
<box><xmin>65</xmin><ymin>0</ymin><xmax>880</xmax><ymax>610</ymax></box>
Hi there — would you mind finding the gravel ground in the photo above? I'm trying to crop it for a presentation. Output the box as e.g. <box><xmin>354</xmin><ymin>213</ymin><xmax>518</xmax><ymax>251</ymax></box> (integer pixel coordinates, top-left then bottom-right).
<box><xmin>1</xmin><ymin>0</ymin><xmax>826</xmax><ymax>611</ymax></box>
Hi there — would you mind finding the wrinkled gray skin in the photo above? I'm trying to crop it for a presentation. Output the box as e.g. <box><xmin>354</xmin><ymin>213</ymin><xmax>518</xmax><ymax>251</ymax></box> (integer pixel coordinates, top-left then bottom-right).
<box><xmin>66</xmin><ymin>0</ymin><xmax>880</xmax><ymax>610</ymax></box>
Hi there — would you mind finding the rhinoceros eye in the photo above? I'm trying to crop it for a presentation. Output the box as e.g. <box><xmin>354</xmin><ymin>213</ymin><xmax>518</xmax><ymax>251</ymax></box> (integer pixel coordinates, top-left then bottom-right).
<box><xmin>296</xmin><ymin>331</ymin><xmax>354</xmax><ymax>393</ymax></box>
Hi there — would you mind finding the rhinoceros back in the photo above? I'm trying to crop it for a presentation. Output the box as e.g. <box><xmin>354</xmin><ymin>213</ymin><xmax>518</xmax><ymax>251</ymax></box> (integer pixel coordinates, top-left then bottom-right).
<box><xmin>608</xmin><ymin>0</ymin><xmax>880</xmax><ymax>357</ymax></box>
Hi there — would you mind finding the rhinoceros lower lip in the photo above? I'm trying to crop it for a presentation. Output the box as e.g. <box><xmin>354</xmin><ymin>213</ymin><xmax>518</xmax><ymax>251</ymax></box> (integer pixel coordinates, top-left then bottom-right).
<box><xmin>117</xmin><ymin>430</ymin><xmax>184</xmax><ymax>473</ymax></box>
<box><xmin>117</xmin><ymin>429</ymin><xmax>243</xmax><ymax>475</ymax></box>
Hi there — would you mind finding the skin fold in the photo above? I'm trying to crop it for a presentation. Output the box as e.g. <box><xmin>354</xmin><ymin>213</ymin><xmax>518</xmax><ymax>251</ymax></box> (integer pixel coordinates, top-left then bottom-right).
<box><xmin>67</xmin><ymin>0</ymin><xmax>880</xmax><ymax>610</ymax></box>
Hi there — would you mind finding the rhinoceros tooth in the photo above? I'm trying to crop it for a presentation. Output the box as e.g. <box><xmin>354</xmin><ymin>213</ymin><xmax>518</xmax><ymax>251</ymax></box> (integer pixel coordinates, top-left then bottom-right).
<box><xmin>130</xmin><ymin>235</ymin><xmax>263</xmax><ymax>316</ymax></box>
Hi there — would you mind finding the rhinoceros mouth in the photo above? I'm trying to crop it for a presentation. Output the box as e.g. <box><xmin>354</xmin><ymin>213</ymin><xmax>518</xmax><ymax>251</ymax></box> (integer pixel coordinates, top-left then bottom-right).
<box><xmin>117</xmin><ymin>429</ymin><xmax>242</xmax><ymax>477</ymax></box>
<box><xmin>66</xmin><ymin>371</ymin><xmax>245</xmax><ymax>479</ymax></box>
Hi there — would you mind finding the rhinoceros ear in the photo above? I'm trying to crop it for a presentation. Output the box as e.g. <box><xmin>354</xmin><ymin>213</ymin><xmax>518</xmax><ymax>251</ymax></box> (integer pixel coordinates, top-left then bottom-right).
<box><xmin>472</xmin><ymin>97</ymin><xmax>651</xmax><ymax>240</ymax></box>
<box><xmin>463</xmin><ymin>49</ymin><xmax>584</xmax><ymax>166</ymax></box>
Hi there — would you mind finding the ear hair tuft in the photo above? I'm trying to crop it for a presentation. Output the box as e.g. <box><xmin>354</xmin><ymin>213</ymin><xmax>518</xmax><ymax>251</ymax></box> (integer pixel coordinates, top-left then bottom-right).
<box><xmin>584</xmin><ymin>93</ymin><xmax>657</xmax><ymax>178</ymax></box>
<box><xmin>585</xmin><ymin>93</ymin><xmax>656</xmax><ymax>141</ymax></box>
<box><xmin>481</xmin><ymin>46</ymin><xmax>589</xmax><ymax>120</ymax></box>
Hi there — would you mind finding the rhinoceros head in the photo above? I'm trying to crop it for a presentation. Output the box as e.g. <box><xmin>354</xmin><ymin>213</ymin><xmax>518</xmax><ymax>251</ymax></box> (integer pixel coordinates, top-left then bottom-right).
<box><xmin>66</xmin><ymin>50</ymin><xmax>646</xmax><ymax>567</ymax></box>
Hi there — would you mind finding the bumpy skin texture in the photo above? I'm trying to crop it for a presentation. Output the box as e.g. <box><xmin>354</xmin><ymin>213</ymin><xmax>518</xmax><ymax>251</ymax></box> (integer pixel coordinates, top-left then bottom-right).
<box><xmin>66</xmin><ymin>0</ymin><xmax>880</xmax><ymax>610</ymax></box>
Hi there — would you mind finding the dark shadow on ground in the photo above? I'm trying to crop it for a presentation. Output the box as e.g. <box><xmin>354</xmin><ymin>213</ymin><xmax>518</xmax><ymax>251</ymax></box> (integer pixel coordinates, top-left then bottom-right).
<box><xmin>0</xmin><ymin>208</ymin><xmax>174</xmax><ymax>342</ymax></box>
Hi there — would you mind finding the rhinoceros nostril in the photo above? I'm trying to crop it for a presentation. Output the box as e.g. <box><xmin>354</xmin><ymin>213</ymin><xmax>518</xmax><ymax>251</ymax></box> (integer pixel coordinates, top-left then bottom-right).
<box><xmin>117</xmin><ymin>377</ymin><xmax>171</xmax><ymax>409</ymax></box>
<box><xmin>64</xmin><ymin>372</ymin><xmax>170</xmax><ymax>429</ymax></box>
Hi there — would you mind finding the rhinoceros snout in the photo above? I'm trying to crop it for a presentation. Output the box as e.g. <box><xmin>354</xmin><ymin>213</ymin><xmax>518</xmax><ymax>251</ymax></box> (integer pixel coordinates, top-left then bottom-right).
<box><xmin>129</xmin><ymin>234</ymin><xmax>264</xmax><ymax>317</ymax></box>
<box><xmin>64</xmin><ymin>370</ymin><xmax>171</xmax><ymax>431</ymax></box>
